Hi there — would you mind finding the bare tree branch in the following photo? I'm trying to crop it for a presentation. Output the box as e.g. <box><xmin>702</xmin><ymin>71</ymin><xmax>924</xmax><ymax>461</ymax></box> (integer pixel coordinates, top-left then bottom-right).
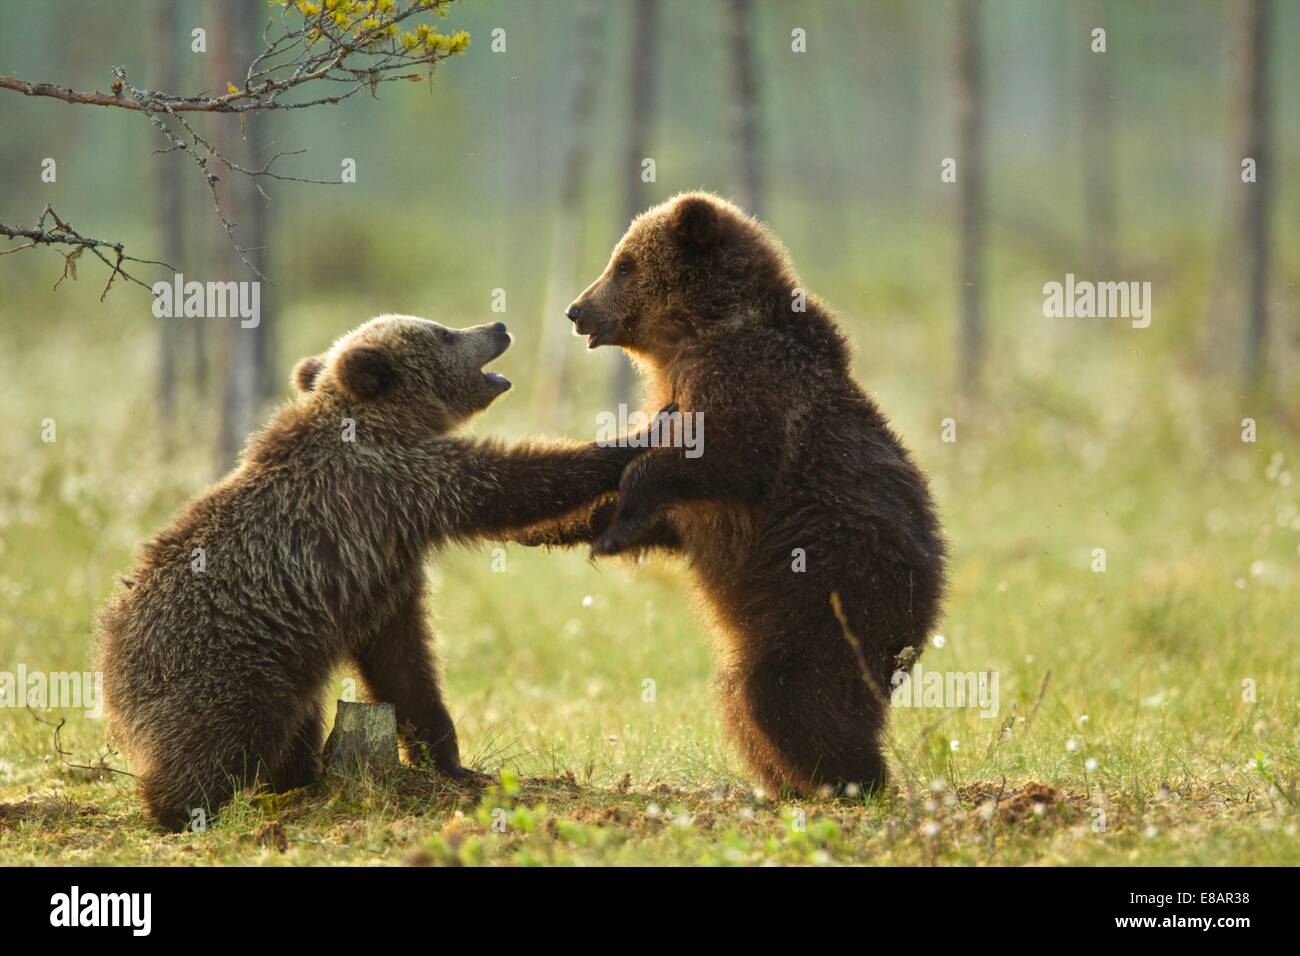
<box><xmin>0</xmin><ymin>204</ymin><xmax>173</xmax><ymax>300</ymax></box>
<box><xmin>0</xmin><ymin>0</ymin><xmax>469</xmax><ymax>294</ymax></box>
<box><xmin>0</xmin><ymin>0</ymin><xmax>465</xmax><ymax>114</ymax></box>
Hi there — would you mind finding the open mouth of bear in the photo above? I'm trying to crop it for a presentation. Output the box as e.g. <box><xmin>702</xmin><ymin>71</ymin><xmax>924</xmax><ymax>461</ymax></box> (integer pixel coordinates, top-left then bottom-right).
<box><xmin>481</xmin><ymin>336</ymin><xmax>512</xmax><ymax>391</ymax></box>
<box><xmin>574</xmin><ymin>321</ymin><xmax>614</xmax><ymax>350</ymax></box>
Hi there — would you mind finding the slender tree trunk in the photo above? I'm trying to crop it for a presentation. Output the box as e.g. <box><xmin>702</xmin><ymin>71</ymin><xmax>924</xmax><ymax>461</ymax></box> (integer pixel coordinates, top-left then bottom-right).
<box><xmin>1239</xmin><ymin>0</ymin><xmax>1272</xmax><ymax>385</ymax></box>
<box><xmin>531</xmin><ymin>0</ymin><xmax>607</xmax><ymax>427</ymax></box>
<box><xmin>190</xmin><ymin>266</ymin><xmax>209</xmax><ymax>399</ymax></box>
<box><xmin>724</xmin><ymin>0</ymin><xmax>764</xmax><ymax>219</ymax></box>
<box><xmin>241</xmin><ymin>0</ymin><xmax>275</xmax><ymax>407</ymax></box>
<box><xmin>210</xmin><ymin>0</ymin><xmax>261</xmax><ymax>472</ymax></box>
<box><xmin>1082</xmin><ymin>0</ymin><xmax>1115</xmax><ymax>277</ymax></box>
<box><xmin>249</xmin><ymin>199</ymin><xmax>273</xmax><ymax>402</ymax></box>
<box><xmin>612</xmin><ymin>0</ymin><xmax>661</xmax><ymax>408</ymax></box>
<box><xmin>155</xmin><ymin>0</ymin><xmax>182</xmax><ymax>446</ymax></box>
<box><xmin>956</xmin><ymin>0</ymin><xmax>985</xmax><ymax>394</ymax></box>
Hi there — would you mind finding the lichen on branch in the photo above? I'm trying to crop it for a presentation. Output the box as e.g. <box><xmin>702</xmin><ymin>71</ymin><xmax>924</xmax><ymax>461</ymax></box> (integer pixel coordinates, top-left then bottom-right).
<box><xmin>0</xmin><ymin>0</ymin><xmax>470</xmax><ymax>293</ymax></box>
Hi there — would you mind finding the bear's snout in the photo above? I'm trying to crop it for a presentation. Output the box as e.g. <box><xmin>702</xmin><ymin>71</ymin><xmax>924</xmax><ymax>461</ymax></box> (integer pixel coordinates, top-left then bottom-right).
<box><xmin>566</xmin><ymin>299</ymin><xmax>617</xmax><ymax>349</ymax></box>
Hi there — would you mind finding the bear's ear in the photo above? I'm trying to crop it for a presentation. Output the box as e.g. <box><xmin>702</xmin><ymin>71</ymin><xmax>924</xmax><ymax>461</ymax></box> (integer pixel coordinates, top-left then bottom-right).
<box><xmin>670</xmin><ymin>195</ymin><xmax>721</xmax><ymax>255</ymax></box>
<box><xmin>335</xmin><ymin>345</ymin><xmax>396</xmax><ymax>400</ymax></box>
<box><xmin>292</xmin><ymin>355</ymin><xmax>324</xmax><ymax>393</ymax></box>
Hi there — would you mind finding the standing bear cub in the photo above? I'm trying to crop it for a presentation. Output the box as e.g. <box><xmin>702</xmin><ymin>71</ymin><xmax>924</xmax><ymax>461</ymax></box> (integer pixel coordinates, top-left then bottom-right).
<box><xmin>99</xmin><ymin>315</ymin><xmax>643</xmax><ymax>830</ymax></box>
<box><xmin>563</xmin><ymin>192</ymin><xmax>947</xmax><ymax>798</ymax></box>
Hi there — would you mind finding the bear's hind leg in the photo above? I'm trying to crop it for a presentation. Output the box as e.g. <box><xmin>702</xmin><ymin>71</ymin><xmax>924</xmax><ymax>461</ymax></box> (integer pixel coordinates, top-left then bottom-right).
<box><xmin>721</xmin><ymin>641</ymin><xmax>889</xmax><ymax>799</ymax></box>
<box><xmin>137</xmin><ymin>702</ymin><xmax>302</xmax><ymax>830</ymax></box>
<box><xmin>268</xmin><ymin>701</ymin><xmax>324</xmax><ymax>793</ymax></box>
<box><xmin>138</xmin><ymin>756</ymin><xmax>238</xmax><ymax>833</ymax></box>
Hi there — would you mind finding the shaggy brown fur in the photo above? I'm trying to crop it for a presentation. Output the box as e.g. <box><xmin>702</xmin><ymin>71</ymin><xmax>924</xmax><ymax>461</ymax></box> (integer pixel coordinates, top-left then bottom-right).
<box><xmin>557</xmin><ymin>192</ymin><xmax>947</xmax><ymax>798</ymax></box>
<box><xmin>98</xmin><ymin>315</ymin><xmax>644</xmax><ymax>830</ymax></box>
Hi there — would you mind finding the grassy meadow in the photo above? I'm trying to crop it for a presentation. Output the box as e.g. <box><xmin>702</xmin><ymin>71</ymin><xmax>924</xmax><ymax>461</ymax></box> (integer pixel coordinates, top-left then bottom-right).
<box><xmin>0</xmin><ymin>236</ymin><xmax>1296</xmax><ymax>866</ymax></box>
<box><xmin>2</xmin><ymin>0</ymin><xmax>1299</xmax><ymax>868</ymax></box>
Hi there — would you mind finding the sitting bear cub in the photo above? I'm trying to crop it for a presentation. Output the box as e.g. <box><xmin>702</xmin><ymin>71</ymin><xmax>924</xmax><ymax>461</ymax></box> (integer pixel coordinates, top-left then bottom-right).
<box><xmin>98</xmin><ymin>315</ymin><xmax>642</xmax><ymax>830</ymax></box>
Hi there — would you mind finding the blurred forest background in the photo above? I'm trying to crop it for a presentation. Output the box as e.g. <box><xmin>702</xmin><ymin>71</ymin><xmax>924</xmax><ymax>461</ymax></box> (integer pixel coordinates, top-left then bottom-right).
<box><xmin>2</xmin><ymin>0</ymin><xmax>1296</xmax><ymax>458</ymax></box>
<box><xmin>0</xmin><ymin>1</ymin><xmax>1297</xmax><ymax>863</ymax></box>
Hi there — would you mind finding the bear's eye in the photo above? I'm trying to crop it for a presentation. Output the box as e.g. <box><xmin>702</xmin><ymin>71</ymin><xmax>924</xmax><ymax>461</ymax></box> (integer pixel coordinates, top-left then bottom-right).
<box><xmin>614</xmin><ymin>256</ymin><xmax>635</xmax><ymax>277</ymax></box>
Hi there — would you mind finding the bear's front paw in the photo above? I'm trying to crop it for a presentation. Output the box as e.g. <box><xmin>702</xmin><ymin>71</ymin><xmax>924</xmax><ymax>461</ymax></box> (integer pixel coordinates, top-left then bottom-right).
<box><xmin>591</xmin><ymin>518</ymin><xmax>642</xmax><ymax>557</ymax></box>
<box><xmin>440</xmin><ymin>763</ymin><xmax>495</xmax><ymax>787</ymax></box>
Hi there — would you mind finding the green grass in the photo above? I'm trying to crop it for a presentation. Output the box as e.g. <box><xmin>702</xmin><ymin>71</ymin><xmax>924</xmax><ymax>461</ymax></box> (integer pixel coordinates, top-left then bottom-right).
<box><xmin>0</xmin><ymin>268</ymin><xmax>1296</xmax><ymax>866</ymax></box>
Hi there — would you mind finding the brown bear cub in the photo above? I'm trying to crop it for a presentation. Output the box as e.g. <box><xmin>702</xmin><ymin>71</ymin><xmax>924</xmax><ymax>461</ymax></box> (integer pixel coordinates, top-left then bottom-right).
<box><xmin>563</xmin><ymin>192</ymin><xmax>947</xmax><ymax>798</ymax></box>
<box><xmin>98</xmin><ymin>315</ymin><xmax>645</xmax><ymax>830</ymax></box>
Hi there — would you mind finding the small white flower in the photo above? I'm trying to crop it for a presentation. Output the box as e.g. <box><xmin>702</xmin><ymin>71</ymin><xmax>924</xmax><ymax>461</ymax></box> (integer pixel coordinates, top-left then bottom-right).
<box><xmin>1085</xmin><ymin>757</ymin><xmax>1099</xmax><ymax>772</ymax></box>
<box><xmin>932</xmin><ymin>634</ymin><xmax>946</xmax><ymax>648</ymax></box>
<box><xmin>949</xmin><ymin>739</ymin><xmax>960</xmax><ymax>752</ymax></box>
<box><xmin>921</xmin><ymin>821</ymin><xmax>941</xmax><ymax>837</ymax></box>
<box><xmin>1066</xmin><ymin>737</ymin><xmax>1078</xmax><ymax>753</ymax></box>
<box><xmin>581</xmin><ymin>594</ymin><xmax>594</xmax><ymax>607</ymax></box>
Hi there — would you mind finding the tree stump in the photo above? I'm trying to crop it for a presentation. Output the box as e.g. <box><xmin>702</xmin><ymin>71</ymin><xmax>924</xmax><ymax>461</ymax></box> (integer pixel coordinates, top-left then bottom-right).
<box><xmin>322</xmin><ymin>701</ymin><xmax>399</xmax><ymax>777</ymax></box>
